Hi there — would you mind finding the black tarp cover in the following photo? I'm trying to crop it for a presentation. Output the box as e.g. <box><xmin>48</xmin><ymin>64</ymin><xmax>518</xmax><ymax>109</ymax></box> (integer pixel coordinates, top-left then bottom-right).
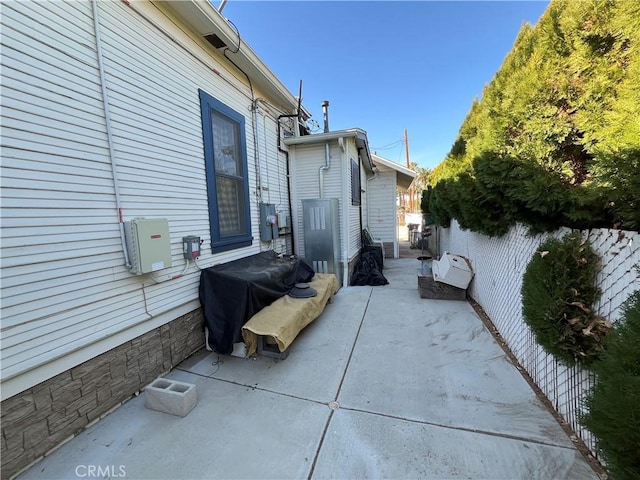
<box><xmin>199</xmin><ymin>251</ymin><xmax>315</xmax><ymax>354</ymax></box>
<box><xmin>350</xmin><ymin>250</ymin><xmax>389</xmax><ymax>286</ymax></box>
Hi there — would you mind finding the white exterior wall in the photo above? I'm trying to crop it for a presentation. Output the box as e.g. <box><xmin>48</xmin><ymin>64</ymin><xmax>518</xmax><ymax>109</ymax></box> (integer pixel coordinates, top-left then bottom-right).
<box><xmin>289</xmin><ymin>138</ymin><xmax>371</xmax><ymax>285</ymax></box>
<box><xmin>360</xmin><ymin>161</ymin><xmax>369</xmax><ymax>231</ymax></box>
<box><xmin>290</xmin><ymin>142</ymin><xmax>344</xmax><ymax>260</ymax></box>
<box><xmin>253</xmin><ymin>108</ymin><xmax>293</xmax><ymax>255</ymax></box>
<box><xmin>367</xmin><ymin>168</ymin><xmax>397</xmax><ymax>247</ymax></box>
<box><xmin>0</xmin><ymin>0</ymin><xmax>293</xmax><ymax>399</ymax></box>
<box><xmin>346</xmin><ymin>141</ymin><xmax>362</xmax><ymax>265</ymax></box>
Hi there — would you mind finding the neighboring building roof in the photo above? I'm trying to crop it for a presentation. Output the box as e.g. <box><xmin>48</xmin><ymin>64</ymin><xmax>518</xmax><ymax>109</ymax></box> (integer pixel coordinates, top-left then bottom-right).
<box><xmin>283</xmin><ymin>128</ymin><xmax>375</xmax><ymax>173</ymax></box>
<box><xmin>162</xmin><ymin>0</ymin><xmax>309</xmax><ymax>117</ymax></box>
<box><xmin>371</xmin><ymin>154</ymin><xmax>416</xmax><ymax>190</ymax></box>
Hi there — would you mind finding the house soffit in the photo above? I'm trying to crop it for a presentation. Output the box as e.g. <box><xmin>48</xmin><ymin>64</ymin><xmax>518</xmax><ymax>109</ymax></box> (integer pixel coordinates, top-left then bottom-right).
<box><xmin>372</xmin><ymin>154</ymin><xmax>416</xmax><ymax>190</ymax></box>
<box><xmin>283</xmin><ymin>128</ymin><xmax>375</xmax><ymax>174</ymax></box>
<box><xmin>160</xmin><ymin>0</ymin><xmax>304</xmax><ymax>115</ymax></box>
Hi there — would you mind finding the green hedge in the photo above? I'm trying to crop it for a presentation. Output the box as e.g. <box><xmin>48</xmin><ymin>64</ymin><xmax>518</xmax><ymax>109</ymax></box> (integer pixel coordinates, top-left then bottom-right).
<box><xmin>581</xmin><ymin>291</ymin><xmax>640</xmax><ymax>480</ymax></box>
<box><xmin>427</xmin><ymin>0</ymin><xmax>640</xmax><ymax>235</ymax></box>
<box><xmin>521</xmin><ymin>233</ymin><xmax>610</xmax><ymax>366</ymax></box>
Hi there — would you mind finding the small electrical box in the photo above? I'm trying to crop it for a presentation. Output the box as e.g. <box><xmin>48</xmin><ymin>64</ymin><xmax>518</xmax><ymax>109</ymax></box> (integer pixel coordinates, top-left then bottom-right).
<box><xmin>124</xmin><ymin>218</ymin><xmax>172</xmax><ymax>275</ymax></box>
<box><xmin>182</xmin><ymin>236</ymin><xmax>201</xmax><ymax>259</ymax></box>
<box><xmin>259</xmin><ymin>202</ymin><xmax>279</xmax><ymax>241</ymax></box>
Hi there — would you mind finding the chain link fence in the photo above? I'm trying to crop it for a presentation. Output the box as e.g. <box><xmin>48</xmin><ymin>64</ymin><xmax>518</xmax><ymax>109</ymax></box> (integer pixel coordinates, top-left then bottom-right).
<box><xmin>436</xmin><ymin>221</ymin><xmax>640</xmax><ymax>456</ymax></box>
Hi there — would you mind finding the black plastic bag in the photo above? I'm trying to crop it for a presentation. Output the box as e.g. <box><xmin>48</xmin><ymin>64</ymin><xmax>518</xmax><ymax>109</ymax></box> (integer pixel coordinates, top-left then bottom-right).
<box><xmin>350</xmin><ymin>250</ymin><xmax>389</xmax><ymax>286</ymax></box>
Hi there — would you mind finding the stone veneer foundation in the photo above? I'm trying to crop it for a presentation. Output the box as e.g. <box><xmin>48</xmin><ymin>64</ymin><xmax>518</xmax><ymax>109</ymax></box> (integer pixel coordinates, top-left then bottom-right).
<box><xmin>1</xmin><ymin>309</ymin><xmax>204</xmax><ymax>479</ymax></box>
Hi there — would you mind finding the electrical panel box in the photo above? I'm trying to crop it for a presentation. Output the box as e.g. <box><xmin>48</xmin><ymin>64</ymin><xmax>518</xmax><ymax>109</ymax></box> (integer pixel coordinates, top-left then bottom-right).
<box><xmin>303</xmin><ymin>198</ymin><xmax>341</xmax><ymax>286</ymax></box>
<box><xmin>259</xmin><ymin>202</ymin><xmax>279</xmax><ymax>241</ymax></box>
<box><xmin>124</xmin><ymin>218</ymin><xmax>172</xmax><ymax>275</ymax></box>
<box><xmin>182</xmin><ymin>236</ymin><xmax>201</xmax><ymax>259</ymax></box>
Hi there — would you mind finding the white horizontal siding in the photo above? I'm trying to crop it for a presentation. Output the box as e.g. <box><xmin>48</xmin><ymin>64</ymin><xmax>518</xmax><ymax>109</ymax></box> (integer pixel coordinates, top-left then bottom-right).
<box><xmin>290</xmin><ymin>142</ymin><xmax>345</xmax><ymax>259</ymax></box>
<box><xmin>0</xmin><ymin>0</ymin><xmax>121</xmax><ymax>387</ymax></box>
<box><xmin>254</xmin><ymin>110</ymin><xmax>292</xmax><ymax>255</ymax></box>
<box><xmin>361</xmin><ymin>163</ymin><xmax>369</xmax><ymax>231</ymax></box>
<box><xmin>368</xmin><ymin>170</ymin><xmax>397</xmax><ymax>243</ymax></box>
<box><xmin>346</xmin><ymin>143</ymin><xmax>361</xmax><ymax>261</ymax></box>
<box><xmin>0</xmin><ymin>0</ymin><xmax>293</xmax><ymax>398</ymax></box>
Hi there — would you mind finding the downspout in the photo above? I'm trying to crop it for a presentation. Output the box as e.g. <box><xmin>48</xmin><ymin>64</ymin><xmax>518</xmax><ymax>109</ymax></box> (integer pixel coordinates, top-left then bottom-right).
<box><xmin>275</xmin><ymin>80</ymin><xmax>303</xmax><ymax>256</ymax></box>
<box><xmin>319</xmin><ymin>100</ymin><xmax>330</xmax><ymax>198</ymax></box>
<box><xmin>92</xmin><ymin>0</ymin><xmax>131</xmax><ymax>269</ymax></box>
<box><xmin>319</xmin><ymin>143</ymin><xmax>331</xmax><ymax>198</ymax></box>
<box><xmin>366</xmin><ymin>163</ymin><xmax>379</xmax><ymax>245</ymax></box>
<box><xmin>262</xmin><ymin>114</ymin><xmax>270</xmax><ymax>203</ymax></box>
<box><xmin>341</xmin><ymin>138</ymin><xmax>349</xmax><ymax>287</ymax></box>
<box><xmin>251</xmin><ymin>101</ymin><xmax>263</xmax><ymax>206</ymax></box>
<box><xmin>358</xmin><ymin>154</ymin><xmax>363</xmax><ymax>247</ymax></box>
<box><xmin>277</xmin><ymin>115</ymin><xmax>298</xmax><ymax>256</ymax></box>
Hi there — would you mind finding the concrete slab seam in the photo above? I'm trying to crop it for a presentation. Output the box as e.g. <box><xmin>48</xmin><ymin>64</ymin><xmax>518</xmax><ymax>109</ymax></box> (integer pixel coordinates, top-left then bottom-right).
<box><xmin>340</xmin><ymin>405</ymin><xmax>580</xmax><ymax>451</ymax></box>
<box><xmin>307</xmin><ymin>287</ymin><xmax>374</xmax><ymax>480</ymax></box>
<box><xmin>174</xmin><ymin>367</ymin><xmax>329</xmax><ymax>408</ymax></box>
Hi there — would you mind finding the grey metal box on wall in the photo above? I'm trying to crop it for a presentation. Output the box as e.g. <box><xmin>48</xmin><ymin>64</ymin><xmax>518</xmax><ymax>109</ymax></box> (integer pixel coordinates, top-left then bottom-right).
<box><xmin>302</xmin><ymin>198</ymin><xmax>341</xmax><ymax>286</ymax></box>
<box><xmin>124</xmin><ymin>218</ymin><xmax>172</xmax><ymax>275</ymax></box>
<box><xmin>259</xmin><ymin>202</ymin><xmax>279</xmax><ymax>241</ymax></box>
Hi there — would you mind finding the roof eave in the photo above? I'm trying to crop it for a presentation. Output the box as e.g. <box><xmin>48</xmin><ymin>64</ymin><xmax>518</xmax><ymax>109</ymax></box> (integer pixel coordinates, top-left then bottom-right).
<box><xmin>284</xmin><ymin>128</ymin><xmax>375</xmax><ymax>173</ymax></box>
<box><xmin>371</xmin><ymin>154</ymin><xmax>417</xmax><ymax>190</ymax></box>
<box><xmin>161</xmin><ymin>0</ymin><xmax>303</xmax><ymax>115</ymax></box>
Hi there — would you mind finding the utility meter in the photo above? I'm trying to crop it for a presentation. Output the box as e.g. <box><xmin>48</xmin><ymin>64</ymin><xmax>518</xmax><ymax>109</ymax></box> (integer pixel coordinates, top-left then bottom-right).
<box><xmin>259</xmin><ymin>203</ymin><xmax>279</xmax><ymax>241</ymax></box>
<box><xmin>182</xmin><ymin>236</ymin><xmax>201</xmax><ymax>259</ymax></box>
<box><xmin>266</xmin><ymin>214</ymin><xmax>278</xmax><ymax>227</ymax></box>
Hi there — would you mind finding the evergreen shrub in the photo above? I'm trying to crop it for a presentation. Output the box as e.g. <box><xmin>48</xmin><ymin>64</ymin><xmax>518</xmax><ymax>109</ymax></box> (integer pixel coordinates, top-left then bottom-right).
<box><xmin>521</xmin><ymin>232</ymin><xmax>611</xmax><ymax>366</ymax></box>
<box><xmin>581</xmin><ymin>291</ymin><xmax>640</xmax><ymax>480</ymax></box>
<box><xmin>427</xmin><ymin>0</ymin><xmax>640</xmax><ymax>235</ymax></box>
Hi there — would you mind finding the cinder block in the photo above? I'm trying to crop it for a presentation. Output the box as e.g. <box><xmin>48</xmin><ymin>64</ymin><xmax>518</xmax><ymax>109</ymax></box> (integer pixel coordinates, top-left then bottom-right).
<box><xmin>144</xmin><ymin>379</ymin><xmax>196</xmax><ymax>417</ymax></box>
<box><xmin>257</xmin><ymin>336</ymin><xmax>289</xmax><ymax>360</ymax></box>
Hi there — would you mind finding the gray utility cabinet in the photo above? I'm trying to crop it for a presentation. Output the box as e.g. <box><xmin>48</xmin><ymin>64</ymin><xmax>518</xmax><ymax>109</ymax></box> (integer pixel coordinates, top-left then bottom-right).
<box><xmin>302</xmin><ymin>198</ymin><xmax>341</xmax><ymax>286</ymax></box>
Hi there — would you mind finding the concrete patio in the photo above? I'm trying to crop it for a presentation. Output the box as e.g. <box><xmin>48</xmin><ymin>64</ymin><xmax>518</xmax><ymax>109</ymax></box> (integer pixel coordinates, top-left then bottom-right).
<box><xmin>18</xmin><ymin>255</ymin><xmax>597</xmax><ymax>480</ymax></box>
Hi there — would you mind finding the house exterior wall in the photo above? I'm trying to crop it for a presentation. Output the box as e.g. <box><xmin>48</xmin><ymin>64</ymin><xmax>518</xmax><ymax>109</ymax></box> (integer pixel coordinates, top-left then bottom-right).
<box><xmin>1</xmin><ymin>0</ymin><xmax>295</xmax><ymax>444</ymax></box>
<box><xmin>290</xmin><ymin>142</ymin><xmax>344</xmax><ymax>261</ymax></box>
<box><xmin>360</xmin><ymin>161</ymin><xmax>369</xmax><ymax>232</ymax></box>
<box><xmin>289</xmin><ymin>138</ymin><xmax>371</xmax><ymax>286</ymax></box>
<box><xmin>345</xmin><ymin>141</ymin><xmax>362</xmax><ymax>266</ymax></box>
<box><xmin>367</xmin><ymin>168</ymin><xmax>397</xmax><ymax>255</ymax></box>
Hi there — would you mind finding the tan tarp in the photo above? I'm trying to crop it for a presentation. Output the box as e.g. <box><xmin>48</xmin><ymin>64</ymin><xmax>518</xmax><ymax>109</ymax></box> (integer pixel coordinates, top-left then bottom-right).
<box><xmin>242</xmin><ymin>273</ymin><xmax>339</xmax><ymax>357</ymax></box>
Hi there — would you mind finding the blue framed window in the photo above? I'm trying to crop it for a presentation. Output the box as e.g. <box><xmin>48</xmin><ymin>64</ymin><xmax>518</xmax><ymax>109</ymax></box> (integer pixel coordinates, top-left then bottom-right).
<box><xmin>199</xmin><ymin>89</ymin><xmax>252</xmax><ymax>252</ymax></box>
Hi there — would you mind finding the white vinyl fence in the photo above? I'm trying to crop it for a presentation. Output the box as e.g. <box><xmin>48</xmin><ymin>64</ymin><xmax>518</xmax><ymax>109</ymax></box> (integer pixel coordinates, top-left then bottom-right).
<box><xmin>436</xmin><ymin>221</ymin><xmax>640</xmax><ymax>455</ymax></box>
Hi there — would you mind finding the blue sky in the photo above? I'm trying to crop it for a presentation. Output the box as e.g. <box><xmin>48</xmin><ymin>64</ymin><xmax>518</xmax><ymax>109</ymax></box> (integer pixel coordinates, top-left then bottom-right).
<box><xmin>222</xmin><ymin>1</ymin><xmax>550</xmax><ymax>169</ymax></box>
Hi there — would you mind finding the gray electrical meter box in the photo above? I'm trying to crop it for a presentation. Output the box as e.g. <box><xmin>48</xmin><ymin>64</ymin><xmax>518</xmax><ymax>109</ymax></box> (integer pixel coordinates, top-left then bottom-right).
<box><xmin>124</xmin><ymin>218</ymin><xmax>172</xmax><ymax>275</ymax></box>
<box><xmin>259</xmin><ymin>202</ymin><xmax>279</xmax><ymax>241</ymax></box>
